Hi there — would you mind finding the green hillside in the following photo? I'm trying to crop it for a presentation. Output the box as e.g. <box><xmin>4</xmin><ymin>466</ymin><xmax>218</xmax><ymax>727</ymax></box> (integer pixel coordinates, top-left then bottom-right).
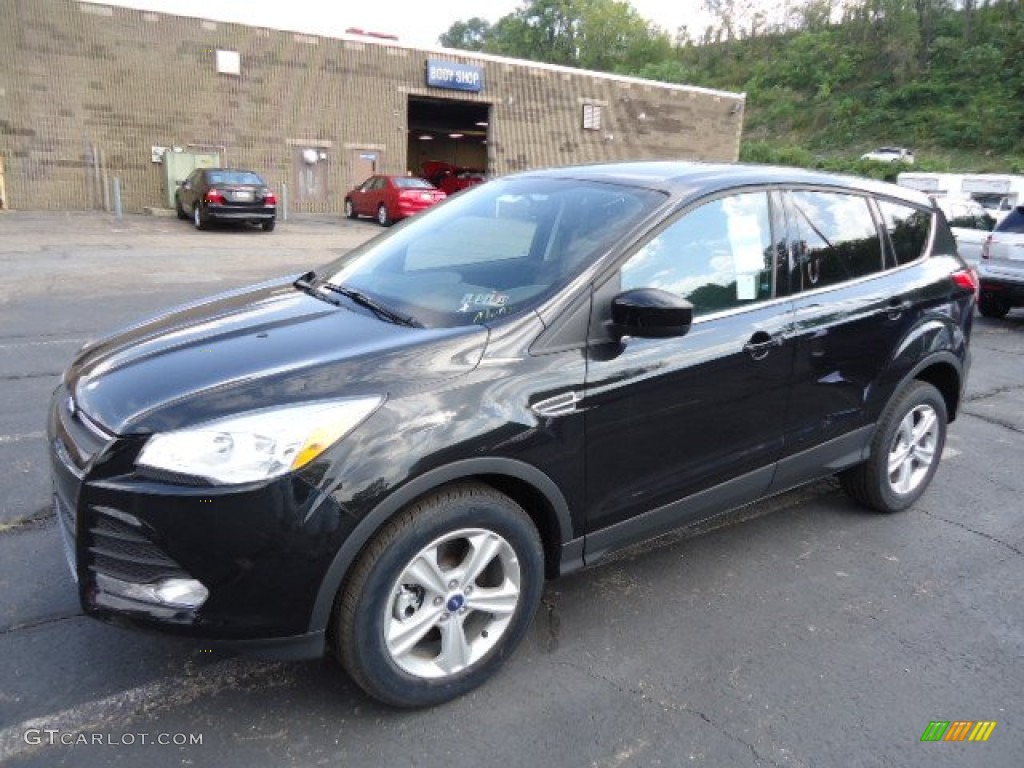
<box><xmin>441</xmin><ymin>0</ymin><xmax>1024</xmax><ymax>179</ymax></box>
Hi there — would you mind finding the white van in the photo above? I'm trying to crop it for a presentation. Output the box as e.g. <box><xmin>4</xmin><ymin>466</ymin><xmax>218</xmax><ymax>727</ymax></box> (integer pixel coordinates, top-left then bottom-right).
<box><xmin>961</xmin><ymin>175</ymin><xmax>1024</xmax><ymax>223</ymax></box>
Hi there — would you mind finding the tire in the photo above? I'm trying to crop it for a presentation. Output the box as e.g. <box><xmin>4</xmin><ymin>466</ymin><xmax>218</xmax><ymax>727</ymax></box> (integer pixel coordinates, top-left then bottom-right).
<box><xmin>344</xmin><ymin>199</ymin><xmax>356</xmax><ymax>219</ymax></box>
<box><xmin>192</xmin><ymin>204</ymin><xmax>208</xmax><ymax>231</ymax></box>
<box><xmin>175</xmin><ymin>195</ymin><xmax>187</xmax><ymax>220</ymax></box>
<box><xmin>334</xmin><ymin>482</ymin><xmax>544</xmax><ymax>708</ymax></box>
<box><xmin>377</xmin><ymin>204</ymin><xmax>391</xmax><ymax>227</ymax></box>
<box><xmin>840</xmin><ymin>381</ymin><xmax>947</xmax><ymax>513</ymax></box>
<box><xmin>978</xmin><ymin>295</ymin><xmax>1010</xmax><ymax>319</ymax></box>
<box><xmin>262</xmin><ymin>219</ymin><xmax>276</xmax><ymax>232</ymax></box>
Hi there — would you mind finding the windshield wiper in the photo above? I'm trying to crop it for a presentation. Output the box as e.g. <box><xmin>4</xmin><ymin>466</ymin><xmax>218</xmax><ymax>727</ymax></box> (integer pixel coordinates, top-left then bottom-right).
<box><xmin>293</xmin><ymin>271</ymin><xmax>340</xmax><ymax>306</ymax></box>
<box><xmin>320</xmin><ymin>283</ymin><xmax>422</xmax><ymax>328</ymax></box>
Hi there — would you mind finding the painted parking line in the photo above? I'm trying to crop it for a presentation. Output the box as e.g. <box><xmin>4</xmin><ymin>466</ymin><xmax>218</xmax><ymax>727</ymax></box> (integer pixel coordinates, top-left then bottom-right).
<box><xmin>0</xmin><ymin>339</ymin><xmax>85</xmax><ymax>350</ymax></box>
<box><xmin>0</xmin><ymin>657</ymin><xmax>292</xmax><ymax>761</ymax></box>
<box><xmin>0</xmin><ymin>431</ymin><xmax>46</xmax><ymax>445</ymax></box>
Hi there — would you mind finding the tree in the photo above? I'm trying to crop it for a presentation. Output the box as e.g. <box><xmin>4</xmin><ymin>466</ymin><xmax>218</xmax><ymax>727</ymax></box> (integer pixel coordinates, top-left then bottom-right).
<box><xmin>440</xmin><ymin>0</ymin><xmax>671</xmax><ymax>74</ymax></box>
<box><xmin>438</xmin><ymin>17</ymin><xmax>494</xmax><ymax>50</ymax></box>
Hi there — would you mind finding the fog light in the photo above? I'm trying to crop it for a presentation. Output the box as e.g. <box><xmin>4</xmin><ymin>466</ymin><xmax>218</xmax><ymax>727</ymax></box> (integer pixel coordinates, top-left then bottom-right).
<box><xmin>95</xmin><ymin>573</ymin><xmax>209</xmax><ymax>610</ymax></box>
<box><xmin>154</xmin><ymin>578</ymin><xmax>210</xmax><ymax>609</ymax></box>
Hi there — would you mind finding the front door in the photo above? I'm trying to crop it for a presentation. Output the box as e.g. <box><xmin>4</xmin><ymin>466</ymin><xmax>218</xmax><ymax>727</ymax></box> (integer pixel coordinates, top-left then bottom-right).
<box><xmin>583</xmin><ymin>191</ymin><xmax>795</xmax><ymax>556</ymax></box>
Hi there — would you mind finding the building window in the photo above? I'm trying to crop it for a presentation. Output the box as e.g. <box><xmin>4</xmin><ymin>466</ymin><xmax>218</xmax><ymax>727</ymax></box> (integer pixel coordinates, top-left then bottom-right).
<box><xmin>216</xmin><ymin>50</ymin><xmax>241</xmax><ymax>76</ymax></box>
<box><xmin>582</xmin><ymin>104</ymin><xmax>602</xmax><ymax>131</ymax></box>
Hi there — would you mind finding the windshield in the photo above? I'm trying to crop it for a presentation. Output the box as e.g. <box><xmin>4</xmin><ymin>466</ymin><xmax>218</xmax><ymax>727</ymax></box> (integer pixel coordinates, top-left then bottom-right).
<box><xmin>994</xmin><ymin>207</ymin><xmax>1024</xmax><ymax>234</ymax></box>
<box><xmin>318</xmin><ymin>176</ymin><xmax>664</xmax><ymax>328</ymax></box>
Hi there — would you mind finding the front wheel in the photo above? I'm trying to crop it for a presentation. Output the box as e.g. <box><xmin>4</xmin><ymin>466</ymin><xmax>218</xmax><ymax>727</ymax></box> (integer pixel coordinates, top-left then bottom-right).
<box><xmin>334</xmin><ymin>483</ymin><xmax>544</xmax><ymax>707</ymax></box>
<box><xmin>840</xmin><ymin>381</ymin><xmax>947</xmax><ymax>513</ymax></box>
<box><xmin>344</xmin><ymin>199</ymin><xmax>356</xmax><ymax>219</ymax></box>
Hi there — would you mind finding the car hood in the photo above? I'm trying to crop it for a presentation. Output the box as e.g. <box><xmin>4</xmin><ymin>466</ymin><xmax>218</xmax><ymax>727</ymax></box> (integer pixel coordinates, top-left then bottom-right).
<box><xmin>66</xmin><ymin>276</ymin><xmax>488</xmax><ymax>434</ymax></box>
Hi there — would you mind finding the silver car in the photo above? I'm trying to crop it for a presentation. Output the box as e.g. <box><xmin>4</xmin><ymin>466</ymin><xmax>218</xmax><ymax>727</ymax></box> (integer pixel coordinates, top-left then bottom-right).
<box><xmin>978</xmin><ymin>206</ymin><xmax>1024</xmax><ymax>318</ymax></box>
<box><xmin>934</xmin><ymin>196</ymin><xmax>995</xmax><ymax>267</ymax></box>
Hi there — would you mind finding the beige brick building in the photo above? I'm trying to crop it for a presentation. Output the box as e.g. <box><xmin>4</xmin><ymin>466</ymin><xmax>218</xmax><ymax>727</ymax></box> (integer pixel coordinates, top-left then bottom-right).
<box><xmin>0</xmin><ymin>0</ymin><xmax>745</xmax><ymax>214</ymax></box>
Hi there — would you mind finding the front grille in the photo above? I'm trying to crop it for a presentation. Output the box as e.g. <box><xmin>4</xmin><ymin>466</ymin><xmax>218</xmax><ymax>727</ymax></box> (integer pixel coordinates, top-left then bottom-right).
<box><xmin>87</xmin><ymin>506</ymin><xmax>189</xmax><ymax>584</ymax></box>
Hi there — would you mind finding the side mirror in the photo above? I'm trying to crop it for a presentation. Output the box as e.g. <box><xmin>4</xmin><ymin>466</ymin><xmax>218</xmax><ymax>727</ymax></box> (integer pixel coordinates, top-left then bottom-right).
<box><xmin>610</xmin><ymin>288</ymin><xmax>693</xmax><ymax>339</ymax></box>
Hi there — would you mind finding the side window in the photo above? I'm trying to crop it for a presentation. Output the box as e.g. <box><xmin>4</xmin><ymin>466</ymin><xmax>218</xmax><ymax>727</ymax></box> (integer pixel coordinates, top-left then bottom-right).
<box><xmin>620</xmin><ymin>192</ymin><xmax>774</xmax><ymax>317</ymax></box>
<box><xmin>878</xmin><ymin>201</ymin><xmax>932</xmax><ymax>266</ymax></box>
<box><xmin>789</xmin><ymin>191</ymin><xmax>883</xmax><ymax>289</ymax></box>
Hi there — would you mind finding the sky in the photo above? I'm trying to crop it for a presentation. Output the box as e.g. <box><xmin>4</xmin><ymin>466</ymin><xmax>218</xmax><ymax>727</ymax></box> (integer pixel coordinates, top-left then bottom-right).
<box><xmin>88</xmin><ymin>1</ymin><xmax>711</xmax><ymax>49</ymax></box>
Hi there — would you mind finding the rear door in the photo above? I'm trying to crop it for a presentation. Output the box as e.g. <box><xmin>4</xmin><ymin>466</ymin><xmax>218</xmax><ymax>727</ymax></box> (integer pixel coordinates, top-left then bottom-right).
<box><xmin>179</xmin><ymin>169</ymin><xmax>200</xmax><ymax>210</ymax></box>
<box><xmin>583</xmin><ymin>190</ymin><xmax>795</xmax><ymax>555</ymax></box>
<box><xmin>771</xmin><ymin>188</ymin><xmax>932</xmax><ymax>491</ymax></box>
<box><xmin>351</xmin><ymin>177</ymin><xmax>377</xmax><ymax>216</ymax></box>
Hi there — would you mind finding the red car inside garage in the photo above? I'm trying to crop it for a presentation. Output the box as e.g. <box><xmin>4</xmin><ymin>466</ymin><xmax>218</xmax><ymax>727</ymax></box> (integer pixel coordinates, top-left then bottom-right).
<box><xmin>344</xmin><ymin>175</ymin><xmax>446</xmax><ymax>226</ymax></box>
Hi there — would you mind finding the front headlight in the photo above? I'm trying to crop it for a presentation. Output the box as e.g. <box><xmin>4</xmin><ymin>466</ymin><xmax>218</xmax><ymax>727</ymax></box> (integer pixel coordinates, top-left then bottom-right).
<box><xmin>136</xmin><ymin>397</ymin><xmax>384</xmax><ymax>485</ymax></box>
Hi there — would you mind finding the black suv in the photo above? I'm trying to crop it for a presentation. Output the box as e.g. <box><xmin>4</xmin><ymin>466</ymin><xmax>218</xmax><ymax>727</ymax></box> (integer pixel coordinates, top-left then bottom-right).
<box><xmin>175</xmin><ymin>167</ymin><xmax>277</xmax><ymax>231</ymax></box>
<box><xmin>50</xmin><ymin>163</ymin><xmax>975</xmax><ymax>707</ymax></box>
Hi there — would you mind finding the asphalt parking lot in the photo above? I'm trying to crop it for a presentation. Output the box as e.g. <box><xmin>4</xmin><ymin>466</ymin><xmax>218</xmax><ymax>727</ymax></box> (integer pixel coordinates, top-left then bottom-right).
<box><xmin>1</xmin><ymin>211</ymin><xmax>1022</xmax><ymax>767</ymax></box>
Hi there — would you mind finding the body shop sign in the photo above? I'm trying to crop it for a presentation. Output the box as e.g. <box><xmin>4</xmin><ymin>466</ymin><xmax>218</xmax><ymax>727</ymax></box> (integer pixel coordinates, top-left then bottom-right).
<box><xmin>426</xmin><ymin>60</ymin><xmax>484</xmax><ymax>93</ymax></box>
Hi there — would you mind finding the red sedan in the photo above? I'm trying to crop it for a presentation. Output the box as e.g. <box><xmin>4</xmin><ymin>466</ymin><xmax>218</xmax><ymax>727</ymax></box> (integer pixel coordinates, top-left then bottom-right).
<box><xmin>344</xmin><ymin>175</ymin><xmax>446</xmax><ymax>226</ymax></box>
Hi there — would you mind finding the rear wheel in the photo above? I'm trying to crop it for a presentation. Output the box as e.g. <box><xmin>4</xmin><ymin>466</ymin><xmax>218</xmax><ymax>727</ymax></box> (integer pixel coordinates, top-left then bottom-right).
<box><xmin>978</xmin><ymin>295</ymin><xmax>1010</xmax><ymax>319</ymax></box>
<box><xmin>192</xmin><ymin>204</ymin><xmax>208</xmax><ymax>231</ymax></box>
<box><xmin>262</xmin><ymin>219</ymin><xmax>276</xmax><ymax>232</ymax></box>
<box><xmin>334</xmin><ymin>483</ymin><xmax>544</xmax><ymax>708</ymax></box>
<box><xmin>377</xmin><ymin>204</ymin><xmax>390</xmax><ymax>227</ymax></box>
<box><xmin>344</xmin><ymin>199</ymin><xmax>356</xmax><ymax>219</ymax></box>
<box><xmin>840</xmin><ymin>381</ymin><xmax>947</xmax><ymax>513</ymax></box>
<box><xmin>175</xmin><ymin>195</ymin><xmax>187</xmax><ymax>220</ymax></box>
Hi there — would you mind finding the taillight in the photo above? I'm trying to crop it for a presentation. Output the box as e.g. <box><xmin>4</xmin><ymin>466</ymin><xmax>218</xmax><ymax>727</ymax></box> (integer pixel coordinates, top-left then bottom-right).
<box><xmin>264</xmin><ymin>190</ymin><xmax>277</xmax><ymax>205</ymax></box>
<box><xmin>981</xmin><ymin>235</ymin><xmax>992</xmax><ymax>260</ymax></box>
<box><xmin>951</xmin><ymin>268</ymin><xmax>978</xmax><ymax>296</ymax></box>
<box><xmin>205</xmin><ymin>188</ymin><xmax>225</xmax><ymax>204</ymax></box>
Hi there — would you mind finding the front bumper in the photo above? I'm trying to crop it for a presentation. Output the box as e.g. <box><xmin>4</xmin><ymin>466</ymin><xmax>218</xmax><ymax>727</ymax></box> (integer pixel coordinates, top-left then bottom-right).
<box><xmin>48</xmin><ymin>386</ymin><xmax>351</xmax><ymax>652</ymax></box>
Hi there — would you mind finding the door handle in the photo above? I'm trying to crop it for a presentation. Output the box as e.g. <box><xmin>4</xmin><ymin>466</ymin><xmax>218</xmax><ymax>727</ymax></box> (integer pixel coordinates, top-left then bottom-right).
<box><xmin>743</xmin><ymin>331</ymin><xmax>784</xmax><ymax>361</ymax></box>
<box><xmin>882</xmin><ymin>300</ymin><xmax>912</xmax><ymax>320</ymax></box>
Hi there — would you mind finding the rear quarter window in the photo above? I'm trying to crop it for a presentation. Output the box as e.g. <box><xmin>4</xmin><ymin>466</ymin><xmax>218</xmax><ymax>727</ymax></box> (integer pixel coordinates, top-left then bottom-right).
<box><xmin>878</xmin><ymin>200</ymin><xmax>932</xmax><ymax>266</ymax></box>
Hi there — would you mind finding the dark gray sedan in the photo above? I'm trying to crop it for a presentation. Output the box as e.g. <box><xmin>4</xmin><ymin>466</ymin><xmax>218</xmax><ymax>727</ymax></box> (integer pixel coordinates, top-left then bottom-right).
<box><xmin>175</xmin><ymin>167</ymin><xmax>277</xmax><ymax>231</ymax></box>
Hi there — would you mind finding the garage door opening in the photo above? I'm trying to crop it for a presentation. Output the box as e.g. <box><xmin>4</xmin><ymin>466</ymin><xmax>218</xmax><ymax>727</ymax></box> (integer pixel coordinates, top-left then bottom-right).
<box><xmin>408</xmin><ymin>96</ymin><xmax>489</xmax><ymax>194</ymax></box>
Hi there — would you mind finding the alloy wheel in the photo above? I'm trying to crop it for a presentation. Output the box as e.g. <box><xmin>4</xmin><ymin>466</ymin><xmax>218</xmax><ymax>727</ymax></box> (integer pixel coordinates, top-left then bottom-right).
<box><xmin>887</xmin><ymin>404</ymin><xmax>939</xmax><ymax>495</ymax></box>
<box><xmin>383</xmin><ymin>527</ymin><xmax>521</xmax><ymax>679</ymax></box>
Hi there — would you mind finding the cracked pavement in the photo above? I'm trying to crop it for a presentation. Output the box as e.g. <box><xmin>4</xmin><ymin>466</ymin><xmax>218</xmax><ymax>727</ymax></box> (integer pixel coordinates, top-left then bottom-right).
<box><xmin>1</xmin><ymin>213</ymin><xmax>1022</xmax><ymax>766</ymax></box>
